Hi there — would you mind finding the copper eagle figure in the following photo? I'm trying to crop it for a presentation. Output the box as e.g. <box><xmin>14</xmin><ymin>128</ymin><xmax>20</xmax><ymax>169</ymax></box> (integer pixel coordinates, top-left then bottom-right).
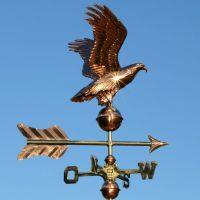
<box><xmin>69</xmin><ymin>4</ymin><xmax>147</xmax><ymax>106</ymax></box>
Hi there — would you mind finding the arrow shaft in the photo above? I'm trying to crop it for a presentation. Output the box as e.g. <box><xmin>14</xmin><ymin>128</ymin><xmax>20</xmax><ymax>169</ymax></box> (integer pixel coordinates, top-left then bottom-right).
<box><xmin>27</xmin><ymin>140</ymin><xmax>151</xmax><ymax>147</ymax></box>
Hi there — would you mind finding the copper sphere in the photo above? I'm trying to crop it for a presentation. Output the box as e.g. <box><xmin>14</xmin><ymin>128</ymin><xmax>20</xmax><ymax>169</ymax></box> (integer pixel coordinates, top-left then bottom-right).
<box><xmin>101</xmin><ymin>180</ymin><xmax>120</xmax><ymax>199</ymax></box>
<box><xmin>105</xmin><ymin>155</ymin><xmax>116</xmax><ymax>165</ymax></box>
<box><xmin>96</xmin><ymin>106</ymin><xmax>123</xmax><ymax>131</ymax></box>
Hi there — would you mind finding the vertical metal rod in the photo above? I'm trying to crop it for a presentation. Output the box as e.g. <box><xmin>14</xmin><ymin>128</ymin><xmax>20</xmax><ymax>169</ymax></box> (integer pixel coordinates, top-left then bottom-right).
<box><xmin>108</xmin><ymin>131</ymin><xmax>113</xmax><ymax>155</ymax></box>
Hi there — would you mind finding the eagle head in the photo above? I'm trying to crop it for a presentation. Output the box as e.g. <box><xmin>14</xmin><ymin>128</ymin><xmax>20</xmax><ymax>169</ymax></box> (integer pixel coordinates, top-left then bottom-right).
<box><xmin>135</xmin><ymin>63</ymin><xmax>148</xmax><ymax>72</ymax></box>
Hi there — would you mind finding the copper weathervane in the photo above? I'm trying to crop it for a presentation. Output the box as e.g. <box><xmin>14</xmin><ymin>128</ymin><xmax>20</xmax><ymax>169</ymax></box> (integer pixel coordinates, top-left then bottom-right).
<box><xmin>17</xmin><ymin>4</ymin><xmax>168</xmax><ymax>200</ymax></box>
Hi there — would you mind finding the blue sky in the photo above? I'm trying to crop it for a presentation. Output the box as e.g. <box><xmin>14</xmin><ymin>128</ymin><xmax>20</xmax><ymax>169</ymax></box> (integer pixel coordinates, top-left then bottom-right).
<box><xmin>1</xmin><ymin>0</ymin><xmax>200</xmax><ymax>199</ymax></box>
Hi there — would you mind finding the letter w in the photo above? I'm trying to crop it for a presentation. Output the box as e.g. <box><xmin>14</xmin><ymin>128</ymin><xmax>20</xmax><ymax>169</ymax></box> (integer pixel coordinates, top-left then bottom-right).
<box><xmin>138</xmin><ymin>162</ymin><xmax>158</xmax><ymax>180</ymax></box>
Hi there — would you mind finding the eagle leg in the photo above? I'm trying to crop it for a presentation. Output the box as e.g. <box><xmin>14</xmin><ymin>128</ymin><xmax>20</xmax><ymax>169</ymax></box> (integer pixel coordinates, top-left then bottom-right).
<box><xmin>96</xmin><ymin>91</ymin><xmax>114</xmax><ymax>107</ymax></box>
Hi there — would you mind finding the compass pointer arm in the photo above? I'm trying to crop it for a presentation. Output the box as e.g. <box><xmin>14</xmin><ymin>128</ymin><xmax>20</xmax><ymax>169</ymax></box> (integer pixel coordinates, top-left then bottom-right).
<box><xmin>115</xmin><ymin>161</ymin><xmax>157</xmax><ymax>188</ymax></box>
<box><xmin>118</xmin><ymin>169</ymin><xmax>141</xmax><ymax>175</ymax></box>
<box><xmin>64</xmin><ymin>166</ymin><xmax>103</xmax><ymax>184</ymax></box>
<box><xmin>64</xmin><ymin>156</ymin><xmax>106</xmax><ymax>184</ymax></box>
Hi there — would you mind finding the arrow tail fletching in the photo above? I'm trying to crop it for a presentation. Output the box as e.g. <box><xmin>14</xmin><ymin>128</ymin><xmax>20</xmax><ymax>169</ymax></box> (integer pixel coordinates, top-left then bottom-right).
<box><xmin>17</xmin><ymin>123</ymin><xmax>69</xmax><ymax>160</ymax></box>
<box><xmin>17</xmin><ymin>145</ymin><xmax>68</xmax><ymax>160</ymax></box>
<box><xmin>17</xmin><ymin>123</ymin><xmax>68</xmax><ymax>140</ymax></box>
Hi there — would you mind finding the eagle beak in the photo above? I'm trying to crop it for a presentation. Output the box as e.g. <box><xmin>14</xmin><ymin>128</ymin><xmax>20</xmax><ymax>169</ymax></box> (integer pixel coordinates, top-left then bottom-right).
<box><xmin>141</xmin><ymin>65</ymin><xmax>148</xmax><ymax>72</ymax></box>
<box><xmin>143</xmin><ymin>66</ymin><xmax>148</xmax><ymax>72</ymax></box>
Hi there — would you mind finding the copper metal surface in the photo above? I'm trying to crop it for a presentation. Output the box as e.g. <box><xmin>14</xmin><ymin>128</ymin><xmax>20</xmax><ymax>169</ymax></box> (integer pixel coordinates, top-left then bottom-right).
<box><xmin>105</xmin><ymin>155</ymin><xmax>116</xmax><ymax>165</ymax></box>
<box><xmin>69</xmin><ymin>4</ymin><xmax>147</xmax><ymax>106</ymax></box>
<box><xmin>17</xmin><ymin>4</ymin><xmax>168</xmax><ymax>199</ymax></box>
<box><xmin>101</xmin><ymin>181</ymin><xmax>120</xmax><ymax>199</ymax></box>
<box><xmin>96</xmin><ymin>106</ymin><xmax>123</xmax><ymax>131</ymax></box>
<box><xmin>17</xmin><ymin>123</ymin><xmax>69</xmax><ymax>160</ymax></box>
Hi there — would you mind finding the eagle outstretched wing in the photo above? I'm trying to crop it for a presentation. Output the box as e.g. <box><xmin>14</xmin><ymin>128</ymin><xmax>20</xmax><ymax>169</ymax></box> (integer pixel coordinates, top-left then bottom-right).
<box><xmin>86</xmin><ymin>4</ymin><xmax>127</xmax><ymax>77</ymax></box>
<box><xmin>68</xmin><ymin>38</ymin><xmax>98</xmax><ymax>79</ymax></box>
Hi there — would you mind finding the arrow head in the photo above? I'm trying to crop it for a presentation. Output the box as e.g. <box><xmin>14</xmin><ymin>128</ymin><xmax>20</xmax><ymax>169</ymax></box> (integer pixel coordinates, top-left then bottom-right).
<box><xmin>148</xmin><ymin>135</ymin><xmax>168</xmax><ymax>153</ymax></box>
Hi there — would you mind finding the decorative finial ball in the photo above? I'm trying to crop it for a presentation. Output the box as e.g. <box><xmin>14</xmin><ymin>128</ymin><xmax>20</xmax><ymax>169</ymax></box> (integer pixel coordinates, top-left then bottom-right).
<box><xmin>101</xmin><ymin>180</ymin><xmax>120</xmax><ymax>199</ymax></box>
<box><xmin>96</xmin><ymin>106</ymin><xmax>123</xmax><ymax>131</ymax></box>
<box><xmin>105</xmin><ymin>155</ymin><xmax>116</xmax><ymax>165</ymax></box>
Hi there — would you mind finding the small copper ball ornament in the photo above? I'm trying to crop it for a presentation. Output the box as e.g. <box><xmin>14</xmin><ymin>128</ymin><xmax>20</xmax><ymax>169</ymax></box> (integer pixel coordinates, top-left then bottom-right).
<box><xmin>105</xmin><ymin>155</ymin><xmax>116</xmax><ymax>165</ymax></box>
<box><xmin>96</xmin><ymin>106</ymin><xmax>123</xmax><ymax>131</ymax></box>
<box><xmin>101</xmin><ymin>180</ymin><xmax>120</xmax><ymax>199</ymax></box>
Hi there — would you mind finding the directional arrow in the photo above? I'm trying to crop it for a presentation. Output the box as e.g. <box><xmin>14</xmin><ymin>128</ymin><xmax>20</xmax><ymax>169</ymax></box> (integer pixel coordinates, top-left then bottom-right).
<box><xmin>148</xmin><ymin>135</ymin><xmax>168</xmax><ymax>153</ymax></box>
<box><xmin>17</xmin><ymin>123</ymin><xmax>168</xmax><ymax>160</ymax></box>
